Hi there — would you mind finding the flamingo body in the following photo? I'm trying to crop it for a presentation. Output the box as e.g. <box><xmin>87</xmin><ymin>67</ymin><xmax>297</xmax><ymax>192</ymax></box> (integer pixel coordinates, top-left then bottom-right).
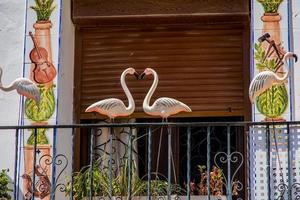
<box><xmin>141</xmin><ymin>68</ymin><xmax>192</xmax><ymax>119</ymax></box>
<box><xmin>249</xmin><ymin>71</ymin><xmax>280</xmax><ymax>104</ymax></box>
<box><xmin>146</xmin><ymin>97</ymin><xmax>191</xmax><ymax>119</ymax></box>
<box><xmin>249</xmin><ymin>52</ymin><xmax>297</xmax><ymax>104</ymax></box>
<box><xmin>0</xmin><ymin>67</ymin><xmax>40</xmax><ymax>103</ymax></box>
<box><xmin>86</xmin><ymin>98</ymin><xmax>129</xmax><ymax>119</ymax></box>
<box><xmin>85</xmin><ymin>68</ymin><xmax>138</xmax><ymax>120</ymax></box>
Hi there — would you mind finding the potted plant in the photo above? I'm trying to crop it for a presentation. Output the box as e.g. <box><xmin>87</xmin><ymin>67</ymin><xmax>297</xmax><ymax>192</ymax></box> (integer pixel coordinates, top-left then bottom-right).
<box><xmin>254</xmin><ymin>0</ymin><xmax>288</xmax><ymax>121</ymax></box>
<box><xmin>65</xmin><ymin>159</ymin><xmax>183</xmax><ymax>200</ymax></box>
<box><xmin>22</xmin><ymin>1</ymin><xmax>57</xmax><ymax>199</ymax></box>
<box><xmin>254</xmin><ymin>43</ymin><xmax>288</xmax><ymax>119</ymax></box>
<box><xmin>0</xmin><ymin>169</ymin><xmax>12</xmax><ymax>200</ymax></box>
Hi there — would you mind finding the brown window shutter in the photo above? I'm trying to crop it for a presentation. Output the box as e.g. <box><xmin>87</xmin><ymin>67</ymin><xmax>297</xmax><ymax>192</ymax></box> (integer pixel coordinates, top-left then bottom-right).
<box><xmin>77</xmin><ymin>24</ymin><xmax>246</xmax><ymax>119</ymax></box>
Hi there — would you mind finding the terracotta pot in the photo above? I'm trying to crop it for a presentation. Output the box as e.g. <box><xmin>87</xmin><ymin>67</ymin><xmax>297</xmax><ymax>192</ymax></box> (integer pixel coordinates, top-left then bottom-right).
<box><xmin>33</xmin><ymin>21</ymin><xmax>53</xmax><ymax>62</ymax></box>
<box><xmin>261</xmin><ymin>13</ymin><xmax>282</xmax><ymax>46</ymax></box>
<box><xmin>23</xmin><ymin>144</ymin><xmax>52</xmax><ymax>200</ymax></box>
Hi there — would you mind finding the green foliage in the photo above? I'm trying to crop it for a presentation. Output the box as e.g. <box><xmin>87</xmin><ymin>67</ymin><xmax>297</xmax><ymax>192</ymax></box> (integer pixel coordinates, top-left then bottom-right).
<box><xmin>254</xmin><ymin>43</ymin><xmax>277</xmax><ymax>71</ymax></box>
<box><xmin>25</xmin><ymin>85</ymin><xmax>56</xmax><ymax>122</ymax></box>
<box><xmin>27</xmin><ymin>128</ymin><xmax>49</xmax><ymax>145</ymax></box>
<box><xmin>30</xmin><ymin>0</ymin><xmax>56</xmax><ymax>21</ymax></box>
<box><xmin>0</xmin><ymin>169</ymin><xmax>12</xmax><ymax>199</ymax></box>
<box><xmin>256</xmin><ymin>84</ymin><xmax>288</xmax><ymax>118</ymax></box>
<box><xmin>257</xmin><ymin>0</ymin><xmax>284</xmax><ymax>13</ymax></box>
<box><xmin>65</xmin><ymin>159</ymin><xmax>183</xmax><ymax>199</ymax></box>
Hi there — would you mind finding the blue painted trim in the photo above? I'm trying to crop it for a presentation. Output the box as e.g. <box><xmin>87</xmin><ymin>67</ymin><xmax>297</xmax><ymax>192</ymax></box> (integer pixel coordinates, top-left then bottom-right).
<box><xmin>287</xmin><ymin>0</ymin><xmax>295</xmax><ymax>121</ymax></box>
<box><xmin>51</xmin><ymin>0</ymin><xmax>64</xmax><ymax>197</ymax></box>
<box><xmin>250</xmin><ymin>0</ymin><xmax>256</xmax><ymax>122</ymax></box>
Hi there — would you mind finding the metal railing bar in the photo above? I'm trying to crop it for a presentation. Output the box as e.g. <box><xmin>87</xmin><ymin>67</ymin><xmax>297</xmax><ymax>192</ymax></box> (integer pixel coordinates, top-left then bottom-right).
<box><xmin>127</xmin><ymin>127</ymin><xmax>133</xmax><ymax>200</ymax></box>
<box><xmin>13</xmin><ymin>128</ymin><xmax>19</xmax><ymax>200</ymax></box>
<box><xmin>70</xmin><ymin>128</ymin><xmax>75</xmax><ymax>200</ymax></box>
<box><xmin>109</xmin><ymin>127</ymin><xmax>113</xmax><ymax>198</ymax></box>
<box><xmin>227</xmin><ymin>125</ymin><xmax>232</xmax><ymax>200</ymax></box>
<box><xmin>2</xmin><ymin>121</ymin><xmax>300</xmax><ymax>130</ymax></box>
<box><xmin>287</xmin><ymin>124</ymin><xmax>292</xmax><ymax>199</ymax></box>
<box><xmin>187</xmin><ymin>126</ymin><xmax>191</xmax><ymax>200</ymax></box>
<box><xmin>266</xmin><ymin>125</ymin><xmax>271</xmax><ymax>200</ymax></box>
<box><xmin>167</xmin><ymin>125</ymin><xmax>172</xmax><ymax>200</ymax></box>
<box><xmin>247</xmin><ymin>129</ymin><xmax>251</xmax><ymax>200</ymax></box>
<box><xmin>32</xmin><ymin>128</ymin><xmax>38</xmax><ymax>200</ymax></box>
<box><xmin>147</xmin><ymin>126</ymin><xmax>152</xmax><ymax>200</ymax></box>
<box><xmin>207</xmin><ymin>126</ymin><xmax>211</xmax><ymax>200</ymax></box>
<box><xmin>89</xmin><ymin>128</ymin><xmax>95</xmax><ymax>200</ymax></box>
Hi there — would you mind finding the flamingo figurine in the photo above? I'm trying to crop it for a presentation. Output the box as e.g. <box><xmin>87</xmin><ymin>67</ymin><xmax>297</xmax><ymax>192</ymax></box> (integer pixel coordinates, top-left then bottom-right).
<box><xmin>139</xmin><ymin>67</ymin><xmax>191</xmax><ymax>188</ymax></box>
<box><xmin>249</xmin><ymin>52</ymin><xmax>297</xmax><ymax>104</ymax></box>
<box><xmin>85</xmin><ymin>67</ymin><xmax>139</xmax><ymax>119</ymax></box>
<box><xmin>139</xmin><ymin>68</ymin><xmax>192</xmax><ymax>119</ymax></box>
<box><xmin>0</xmin><ymin>66</ymin><xmax>40</xmax><ymax>103</ymax></box>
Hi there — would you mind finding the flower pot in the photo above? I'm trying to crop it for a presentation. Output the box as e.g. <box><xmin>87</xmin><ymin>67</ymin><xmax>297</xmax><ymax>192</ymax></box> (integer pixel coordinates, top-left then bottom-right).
<box><xmin>261</xmin><ymin>13</ymin><xmax>282</xmax><ymax>46</ymax></box>
<box><xmin>23</xmin><ymin>144</ymin><xmax>52</xmax><ymax>200</ymax></box>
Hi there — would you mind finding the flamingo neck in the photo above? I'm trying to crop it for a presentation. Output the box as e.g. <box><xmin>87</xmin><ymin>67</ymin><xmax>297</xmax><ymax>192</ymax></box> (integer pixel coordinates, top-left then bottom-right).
<box><xmin>0</xmin><ymin>67</ymin><xmax>16</xmax><ymax>92</ymax></box>
<box><xmin>121</xmin><ymin>70</ymin><xmax>135</xmax><ymax>112</ymax></box>
<box><xmin>143</xmin><ymin>69</ymin><xmax>158</xmax><ymax>112</ymax></box>
<box><xmin>276</xmin><ymin>54</ymin><xmax>290</xmax><ymax>83</ymax></box>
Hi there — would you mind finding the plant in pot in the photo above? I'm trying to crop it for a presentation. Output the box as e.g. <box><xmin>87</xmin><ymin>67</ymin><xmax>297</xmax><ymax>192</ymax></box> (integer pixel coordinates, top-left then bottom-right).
<box><xmin>22</xmin><ymin>1</ymin><xmax>57</xmax><ymax>199</ymax></box>
<box><xmin>185</xmin><ymin>165</ymin><xmax>238</xmax><ymax>199</ymax></box>
<box><xmin>0</xmin><ymin>169</ymin><xmax>12</xmax><ymax>200</ymax></box>
<box><xmin>254</xmin><ymin>42</ymin><xmax>288</xmax><ymax>120</ymax></box>
<box><xmin>65</xmin><ymin>158</ymin><xmax>183</xmax><ymax>199</ymax></box>
<box><xmin>253</xmin><ymin>0</ymin><xmax>288</xmax><ymax>121</ymax></box>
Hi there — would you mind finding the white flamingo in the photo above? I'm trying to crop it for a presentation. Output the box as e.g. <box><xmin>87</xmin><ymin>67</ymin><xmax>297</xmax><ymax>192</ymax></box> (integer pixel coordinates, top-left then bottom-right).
<box><xmin>139</xmin><ymin>67</ymin><xmax>191</xmax><ymax>185</ymax></box>
<box><xmin>249</xmin><ymin>52</ymin><xmax>297</xmax><ymax>104</ymax></box>
<box><xmin>85</xmin><ymin>67</ymin><xmax>139</xmax><ymax>120</ymax></box>
<box><xmin>0</xmin><ymin>66</ymin><xmax>40</xmax><ymax>103</ymax></box>
<box><xmin>139</xmin><ymin>68</ymin><xmax>192</xmax><ymax>119</ymax></box>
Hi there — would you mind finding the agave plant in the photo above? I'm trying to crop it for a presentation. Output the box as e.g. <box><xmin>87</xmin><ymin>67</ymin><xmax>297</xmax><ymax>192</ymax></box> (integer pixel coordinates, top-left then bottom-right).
<box><xmin>30</xmin><ymin>0</ymin><xmax>56</xmax><ymax>21</ymax></box>
<box><xmin>257</xmin><ymin>0</ymin><xmax>284</xmax><ymax>13</ymax></box>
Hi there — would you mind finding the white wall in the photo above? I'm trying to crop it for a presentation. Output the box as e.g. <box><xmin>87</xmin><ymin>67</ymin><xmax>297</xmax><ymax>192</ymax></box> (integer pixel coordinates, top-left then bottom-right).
<box><xmin>55</xmin><ymin>0</ymin><xmax>75</xmax><ymax>198</ymax></box>
<box><xmin>0</xmin><ymin>0</ymin><xmax>26</xmax><ymax>180</ymax></box>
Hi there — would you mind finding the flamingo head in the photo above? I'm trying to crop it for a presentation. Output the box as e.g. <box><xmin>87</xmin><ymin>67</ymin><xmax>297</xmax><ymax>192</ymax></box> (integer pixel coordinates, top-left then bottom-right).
<box><xmin>284</xmin><ymin>52</ymin><xmax>298</xmax><ymax>63</ymax></box>
<box><xmin>139</xmin><ymin>68</ymin><xmax>154</xmax><ymax>80</ymax></box>
<box><xmin>126</xmin><ymin>67</ymin><xmax>139</xmax><ymax>79</ymax></box>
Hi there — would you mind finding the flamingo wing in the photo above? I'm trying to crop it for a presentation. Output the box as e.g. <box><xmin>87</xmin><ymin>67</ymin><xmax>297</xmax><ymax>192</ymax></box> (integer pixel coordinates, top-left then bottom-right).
<box><xmin>86</xmin><ymin>98</ymin><xmax>127</xmax><ymax>118</ymax></box>
<box><xmin>153</xmin><ymin>97</ymin><xmax>191</xmax><ymax>117</ymax></box>
<box><xmin>249</xmin><ymin>72</ymin><xmax>274</xmax><ymax>103</ymax></box>
<box><xmin>16</xmin><ymin>79</ymin><xmax>40</xmax><ymax>102</ymax></box>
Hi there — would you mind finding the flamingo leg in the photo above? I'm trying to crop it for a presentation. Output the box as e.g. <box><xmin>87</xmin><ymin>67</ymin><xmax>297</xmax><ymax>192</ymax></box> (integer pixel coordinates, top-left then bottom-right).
<box><xmin>155</xmin><ymin>118</ymin><xmax>164</xmax><ymax>186</ymax></box>
<box><xmin>108</xmin><ymin>118</ymin><xmax>114</xmax><ymax>198</ymax></box>
<box><xmin>166</xmin><ymin>118</ymin><xmax>177</xmax><ymax>185</ymax></box>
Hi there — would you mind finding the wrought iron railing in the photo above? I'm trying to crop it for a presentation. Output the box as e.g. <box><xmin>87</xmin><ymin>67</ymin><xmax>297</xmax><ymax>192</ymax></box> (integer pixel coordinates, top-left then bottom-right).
<box><xmin>0</xmin><ymin>121</ymin><xmax>300</xmax><ymax>200</ymax></box>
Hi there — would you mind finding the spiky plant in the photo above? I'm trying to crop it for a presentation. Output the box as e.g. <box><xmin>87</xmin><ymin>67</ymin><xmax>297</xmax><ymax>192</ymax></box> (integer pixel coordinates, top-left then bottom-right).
<box><xmin>0</xmin><ymin>169</ymin><xmax>12</xmax><ymax>200</ymax></box>
<box><xmin>30</xmin><ymin>0</ymin><xmax>56</xmax><ymax>21</ymax></box>
<box><xmin>257</xmin><ymin>0</ymin><xmax>284</xmax><ymax>13</ymax></box>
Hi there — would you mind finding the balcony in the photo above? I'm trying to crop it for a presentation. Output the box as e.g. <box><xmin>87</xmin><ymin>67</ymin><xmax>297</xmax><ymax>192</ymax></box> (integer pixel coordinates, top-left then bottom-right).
<box><xmin>0</xmin><ymin>121</ymin><xmax>299</xmax><ymax>200</ymax></box>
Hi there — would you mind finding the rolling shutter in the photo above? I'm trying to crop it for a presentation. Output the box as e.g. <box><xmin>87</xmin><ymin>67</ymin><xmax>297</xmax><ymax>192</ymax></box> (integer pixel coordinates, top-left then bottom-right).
<box><xmin>77</xmin><ymin>24</ymin><xmax>247</xmax><ymax>119</ymax></box>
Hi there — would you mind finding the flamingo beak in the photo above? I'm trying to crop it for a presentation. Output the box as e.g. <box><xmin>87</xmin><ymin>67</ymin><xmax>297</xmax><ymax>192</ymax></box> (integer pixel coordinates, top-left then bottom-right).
<box><xmin>134</xmin><ymin>71</ymin><xmax>139</xmax><ymax>80</ymax></box>
<box><xmin>293</xmin><ymin>54</ymin><xmax>298</xmax><ymax>62</ymax></box>
<box><xmin>139</xmin><ymin>72</ymin><xmax>146</xmax><ymax>80</ymax></box>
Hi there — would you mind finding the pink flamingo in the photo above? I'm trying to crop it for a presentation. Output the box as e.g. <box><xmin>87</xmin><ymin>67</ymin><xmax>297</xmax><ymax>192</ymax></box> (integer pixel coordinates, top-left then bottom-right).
<box><xmin>139</xmin><ymin>68</ymin><xmax>192</xmax><ymax>119</ymax></box>
<box><xmin>139</xmin><ymin>67</ymin><xmax>192</xmax><ymax>185</ymax></box>
<box><xmin>0</xmin><ymin>66</ymin><xmax>40</xmax><ymax>103</ymax></box>
<box><xmin>85</xmin><ymin>67</ymin><xmax>139</xmax><ymax>119</ymax></box>
<box><xmin>249</xmin><ymin>52</ymin><xmax>297</xmax><ymax>104</ymax></box>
